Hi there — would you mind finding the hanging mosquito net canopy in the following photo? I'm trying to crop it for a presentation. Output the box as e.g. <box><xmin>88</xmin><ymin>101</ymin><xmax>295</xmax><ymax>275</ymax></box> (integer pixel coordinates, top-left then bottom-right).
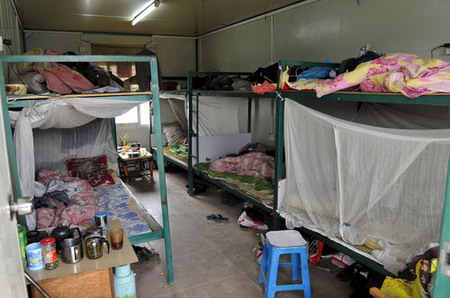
<box><xmin>280</xmin><ymin>98</ymin><xmax>450</xmax><ymax>273</ymax></box>
<box><xmin>9</xmin><ymin>97</ymin><xmax>143</xmax><ymax>198</ymax></box>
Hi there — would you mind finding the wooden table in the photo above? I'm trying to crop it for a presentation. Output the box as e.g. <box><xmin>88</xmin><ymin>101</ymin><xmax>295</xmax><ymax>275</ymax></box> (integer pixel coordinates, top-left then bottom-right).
<box><xmin>28</xmin><ymin>220</ymin><xmax>138</xmax><ymax>298</ymax></box>
<box><xmin>118</xmin><ymin>152</ymin><xmax>154</xmax><ymax>182</ymax></box>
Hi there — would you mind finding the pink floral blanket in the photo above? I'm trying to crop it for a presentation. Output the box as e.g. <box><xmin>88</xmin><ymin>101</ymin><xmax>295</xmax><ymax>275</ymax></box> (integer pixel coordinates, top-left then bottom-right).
<box><xmin>210</xmin><ymin>152</ymin><xmax>274</xmax><ymax>179</ymax></box>
<box><xmin>36</xmin><ymin>169</ymin><xmax>99</xmax><ymax>229</ymax></box>
<box><xmin>315</xmin><ymin>53</ymin><xmax>450</xmax><ymax>98</ymax></box>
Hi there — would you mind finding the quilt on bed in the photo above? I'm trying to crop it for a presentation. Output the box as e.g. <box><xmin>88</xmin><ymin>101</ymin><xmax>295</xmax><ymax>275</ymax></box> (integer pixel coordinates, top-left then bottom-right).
<box><xmin>94</xmin><ymin>184</ymin><xmax>151</xmax><ymax>237</ymax></box>
<box><xmin>196</xmin><ymin>163</ymin><xmax>274</xmax><ymax>206</ymax></box>
<box><xmin>315</xmin><ymin>53</ymin><xmax>450</xmax><ymax>98</ymax></box>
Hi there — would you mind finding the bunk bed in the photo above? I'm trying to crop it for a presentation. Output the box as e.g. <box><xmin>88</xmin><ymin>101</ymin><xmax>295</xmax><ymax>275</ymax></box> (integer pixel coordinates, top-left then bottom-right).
<box><xmin>163</xmin><ymin>71</ymin><xmax>283</xmax><ymax>227</ymax></box>
<box><xmin>170</xmin><ymin>58</ymin><xmax>450</xmax><ymax>278</ymax></box>
<box><xmin>152</xmin><ymin>93</ymin><xmax>189</xmax><ymax>170</ymax></box>
<box><xmin>276</xmin><ymin>59</ymin><xmax>450</xmax><ymax>277</ymax></box>
<box><xmin>0</xmin><ymin>55</ymin><xmax>174</xmax><ymax>284</ymax></box>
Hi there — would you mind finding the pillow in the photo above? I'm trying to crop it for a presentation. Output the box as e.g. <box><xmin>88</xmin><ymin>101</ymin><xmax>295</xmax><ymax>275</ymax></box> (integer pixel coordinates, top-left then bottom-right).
<box><xmin>162</xmin><ymin>122</ymin><xmax>186</xmax><ymax>147</ymax></box>
<box><xmin>65</xmin><ymin>155</ymin><xmax>114</xmax><ymax>187</ymax></box>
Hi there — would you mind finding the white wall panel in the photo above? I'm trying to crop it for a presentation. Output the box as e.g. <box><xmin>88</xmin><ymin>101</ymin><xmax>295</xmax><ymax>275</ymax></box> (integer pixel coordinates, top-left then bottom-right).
<box><xmin>200</xmin><ymin>19</ymin><xmax>271</xmax><ymax>72</ymax></box>
<box><xmin>25</xmin><ymin>31</ymin><xmax>196</xmax><ymax>77</ymax></box>
<box><xmin>25</xmin><ymin>31</ymin><xmax>84</xmax><ymax>54</ymax></box>
<box><xmin>201</xmin><ymin>0</ymin><xmax>450</xmax><ymax>67</ymax></box>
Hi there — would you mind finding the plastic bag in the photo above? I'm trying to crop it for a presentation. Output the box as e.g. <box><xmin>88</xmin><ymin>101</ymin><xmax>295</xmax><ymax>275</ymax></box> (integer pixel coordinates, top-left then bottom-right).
<box><xmin>297</xmin><ymin>59</ymin><xmax>334</xmax><ymax>80</ymax></box>
<box><xmin>380</xmin><ymin>261</ymin><xmax>428</xmax><ymax>298</ymax></box>
<box><xmin>238</xmin><ymin>211</ymin><xmax>268</xmax><ymax>230</ymax></box>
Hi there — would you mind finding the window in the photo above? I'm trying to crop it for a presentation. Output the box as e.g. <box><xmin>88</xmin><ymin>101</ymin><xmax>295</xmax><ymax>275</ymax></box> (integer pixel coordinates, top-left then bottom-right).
<box><xmin>115</xmin><ymin>102</ymin><xmax>149</xmax><ymax>126</ymax></box>
<box><xmin>96</xmin><ymin>62</ymin><xmax>136</xmax><ymax>81</ymax></box>
<box><xmin>91</xmin><ymin>44</ymin><xmax>142</xmax><ymax>81</ymax></box>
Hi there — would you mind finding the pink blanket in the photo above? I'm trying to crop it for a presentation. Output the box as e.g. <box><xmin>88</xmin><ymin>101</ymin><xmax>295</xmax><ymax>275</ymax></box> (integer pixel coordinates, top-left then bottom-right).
<box><xmin>210</xmin><ymin>152</ymin><xmax>274</xmax><ymax>179</ymax></box>
<box><xmin>34</xmin><ymin>49</ymin><xmax>96</xmax><ymax>94</ymax></box>
<box><xmin>315</xmin><ymin>53</ymin><xmax>450</xmax><ymax>98</ymax></box>
<box><xmin>36</xmin><ymin>169</ymin><xmax>98</xmax><ymax>229</ymax></box>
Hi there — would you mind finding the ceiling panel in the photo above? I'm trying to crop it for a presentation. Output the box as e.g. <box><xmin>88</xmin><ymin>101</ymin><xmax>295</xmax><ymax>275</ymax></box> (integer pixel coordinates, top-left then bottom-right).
<box><xmin>15</xmin><ymin>0</ymin><xmax>303</xmax><ymax>36</ymax></box>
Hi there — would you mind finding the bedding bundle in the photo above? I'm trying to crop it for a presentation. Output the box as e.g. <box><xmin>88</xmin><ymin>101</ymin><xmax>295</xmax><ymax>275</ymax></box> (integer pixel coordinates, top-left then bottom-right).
<box><xmin>34</xmin><ymin>154</ymin><xmax>115</xmax><ymax>229</ymax></box>
<box><xmin>210</xmin><ymin>152</ymin><xmax>274</xmax><ymax>180</ymax></box>
<box><xmin>285</xmin><ymin>53</ymin><xmax>450</xmax><ymax>98</ymax></box>
<box><xmin>315</xmin><ymin>53</ymin><xmax>450</xmax><ymax>98</ymax></box>
<box><xmin>35</xmin><ymin>169</ymin><xmax>98</xmax><ymax>229</ymax></box>
<box><xmin>9</xmin><ymin>48</ymin><xmax>124</xmax><ymax>95</ymax></box>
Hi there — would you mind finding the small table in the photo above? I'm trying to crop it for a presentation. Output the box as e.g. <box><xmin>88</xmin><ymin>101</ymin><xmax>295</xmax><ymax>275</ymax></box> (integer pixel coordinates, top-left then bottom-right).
<box><xmin>28</xmin><ymin>220</ymin><xmax>138</xmax><ymax>298</ymax></box>
<box><xmin>118</xmin><ymin>152</ymin><xmax>154</xmax><ymax>182</ymax></box>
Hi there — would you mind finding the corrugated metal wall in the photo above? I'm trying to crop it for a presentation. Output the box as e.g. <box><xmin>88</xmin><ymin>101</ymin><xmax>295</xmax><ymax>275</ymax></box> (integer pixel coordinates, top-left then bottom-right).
<box><xmin>199</xmin><ymin>0</ymin><xmax>450</xmax><ymax>71</ymax></box>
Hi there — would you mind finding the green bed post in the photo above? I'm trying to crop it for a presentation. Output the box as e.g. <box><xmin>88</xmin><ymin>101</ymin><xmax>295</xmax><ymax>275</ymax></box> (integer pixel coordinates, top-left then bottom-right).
<box><xmin>247</xmin><ymin>98</ymin><xmax>252</xmax><ymax>133</ymax></box>
<box><xmin>187</xmin><ymin>72</ymin><xmax>195</xmax><ymax>196</ymax></box>
<box><xmin>0</xmin><ymin>61</ymin><xmax>22</xmax><ymax>203</ymax></box>
<box><xmin>273</xmin><ymin>95</ymin><xmax>284</xmax><ymax>230</ymax></box>
<box><xmin>150</xmin><ymin>56</ymin><xmax>174</xmax><ymax>284</ymax></box>
<box><xmin>433</xmin><ymin>157</ymin><xmax>450</xmax><ymax>296</ymax></box>
<box><xmin>195</xmin><ymin>94</ymin><xmax>199</xmax><ymax>169</ymax></box>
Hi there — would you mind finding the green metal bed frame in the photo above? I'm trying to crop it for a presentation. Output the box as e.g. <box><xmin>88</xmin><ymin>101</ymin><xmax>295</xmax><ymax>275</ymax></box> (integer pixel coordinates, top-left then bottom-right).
<box><xmin>166</xmin><ymin>61</ymin><xmax>450</xmax><ymax>285</ymax></box>
<box><xmin>280</xmin><ymin>60</ymin><xmax>450</xmax><ymax>289</ymax></box>
<box><xmin>0</xmin><ymin>55</ymin><xmax>175</xmax><ymax>284</ymax></box>
<box><xmin>154</xmin><ymin>146</ymin><xmax>189</xmax><ymax>171</ymax></box>
<box><xmin>183</xmin><ymin>71</ymin><xmax>282</xmax><ymax>225</ymax></box>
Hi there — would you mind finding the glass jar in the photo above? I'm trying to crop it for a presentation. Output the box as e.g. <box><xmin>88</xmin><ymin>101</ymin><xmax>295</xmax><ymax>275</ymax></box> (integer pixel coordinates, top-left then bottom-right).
<box><xmin>40</xmin><ymin>237</ymin><xmax>59</xmax><ymax>270</ymax></box>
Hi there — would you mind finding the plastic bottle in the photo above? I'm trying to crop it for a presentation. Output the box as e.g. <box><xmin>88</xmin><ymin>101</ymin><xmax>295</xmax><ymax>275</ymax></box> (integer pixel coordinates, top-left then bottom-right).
<box><xmin>17</xmin><ymin>225</ymin><xmax>27</xmax><ymax>268</ymax></box>
<box><xmin>278</xmin><ymin>66</ymin><xmax>289</xmax><ymax>89</ymax></box>
<box><xmin>40</xmin><ymin>237</ymin><xmax>59</xmax><ymax>270</ymax></box>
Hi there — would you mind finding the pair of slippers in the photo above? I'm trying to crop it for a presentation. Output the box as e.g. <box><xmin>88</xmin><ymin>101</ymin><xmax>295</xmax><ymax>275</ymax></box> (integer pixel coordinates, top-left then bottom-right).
<box><xmin>132</xmin><ymin>245</ymin><xmax>160</xmax><ymax>264</ymax></box>
<box><xmin>206</xmin><ymin>214</ymin><xmax>229</xmax><ymax>222</ymax></box>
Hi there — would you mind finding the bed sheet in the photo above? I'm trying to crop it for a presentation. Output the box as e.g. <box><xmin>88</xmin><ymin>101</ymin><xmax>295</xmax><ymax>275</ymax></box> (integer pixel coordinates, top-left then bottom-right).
<box><xmin>94</xmin><ymin>184</ymin><xmax>152</xmax><ymax>237</ymax></box>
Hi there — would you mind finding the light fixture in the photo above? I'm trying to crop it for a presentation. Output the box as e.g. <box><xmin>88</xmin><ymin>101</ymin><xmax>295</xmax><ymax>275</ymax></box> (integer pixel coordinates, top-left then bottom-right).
<box><xmin>131</xmin><ymin>0</ymin><xmax>161</xmax><ymax>26</ymax></box>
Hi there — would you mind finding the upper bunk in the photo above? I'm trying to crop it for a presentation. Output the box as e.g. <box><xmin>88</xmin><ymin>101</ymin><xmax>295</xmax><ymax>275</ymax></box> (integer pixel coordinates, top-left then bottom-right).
<box><xmin>0</xmin><ymin>55</ymin><xmax>157</xmax><ymax>108</ymax></box>
<box><xmin>278</xmin><ymin>56</ymin><xmax>450</xmax><ymax>106</ymax></box>
<box><xmin>183</xmin><ymin>71</ymin><xmax>278</xmax><ymax>98</ymax></box>
<box><xmin>165</xmin><ymin>55</ymin><xmax>450</xmax><ymax>105</ymax></box>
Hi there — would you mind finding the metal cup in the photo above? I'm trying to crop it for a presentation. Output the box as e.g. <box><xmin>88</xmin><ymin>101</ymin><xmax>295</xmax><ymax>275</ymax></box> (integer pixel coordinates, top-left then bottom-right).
<box><xmin>93</xmin><ymin>211</ymin><xmax>108</xmax><ymax>228</ymax></box>
<box><xmin>61</xmin><ymin>238</ymin><xmax>83</xmax><ymax>264</ymax></box>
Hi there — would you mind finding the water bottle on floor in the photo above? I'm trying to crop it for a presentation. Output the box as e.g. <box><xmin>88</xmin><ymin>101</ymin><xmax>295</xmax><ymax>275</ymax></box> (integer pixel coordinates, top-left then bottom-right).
<box><xmin>114</xmin><ymin>264</ymin><xmax>136</xmax><ymax>298</ymax></box>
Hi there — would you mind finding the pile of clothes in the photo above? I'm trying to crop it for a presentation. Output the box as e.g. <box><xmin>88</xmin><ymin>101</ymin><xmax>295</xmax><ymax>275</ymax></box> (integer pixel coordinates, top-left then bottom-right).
<box><xmin>9</xmin><ymin>48</ymin><xmax>124</xmax><ymax>95</ymax></box>
<box><xmin>34</xmin><ymin>169</ymin><xmax>99</xmax><ymax>229</ymax></box>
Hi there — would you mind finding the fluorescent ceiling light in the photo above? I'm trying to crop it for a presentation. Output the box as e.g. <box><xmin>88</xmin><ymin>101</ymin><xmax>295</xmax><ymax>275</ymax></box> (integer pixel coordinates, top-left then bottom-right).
<box><xmin>131</xmin><ymin>1</ymin><xmax>159</xmax><ymax>26</ymax></box>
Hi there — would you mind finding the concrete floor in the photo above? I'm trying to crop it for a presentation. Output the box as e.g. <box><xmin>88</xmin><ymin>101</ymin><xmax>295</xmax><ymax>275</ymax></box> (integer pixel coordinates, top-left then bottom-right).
<box><xmin>126</xmin><ymin>168</ymin><xmax>354</xmax><ymax>298</ymax></box>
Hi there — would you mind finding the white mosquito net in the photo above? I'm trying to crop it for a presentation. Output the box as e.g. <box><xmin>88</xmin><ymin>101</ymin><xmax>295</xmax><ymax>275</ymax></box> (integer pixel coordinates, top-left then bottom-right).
<box><xmin>280</xmin><ymin>98</ymin><xmax>450</xmax><ymax>273</ymax></box>
<box><xmin>9</xmin><ymin>97</ymin><xmax>143</xmax><ymax>230</ymax></box>
<box><xmin>192</xmin><ymin>96</ymin><xmax>249</xmax><ymax>136</ymax></box>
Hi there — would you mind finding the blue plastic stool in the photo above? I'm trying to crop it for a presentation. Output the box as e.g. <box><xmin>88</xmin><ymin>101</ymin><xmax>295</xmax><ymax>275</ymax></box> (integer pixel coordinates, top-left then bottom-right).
<box><xmin>258</xmin><ymin>230</ymin><xmax>311</xmax><ymax>298</ymax></box>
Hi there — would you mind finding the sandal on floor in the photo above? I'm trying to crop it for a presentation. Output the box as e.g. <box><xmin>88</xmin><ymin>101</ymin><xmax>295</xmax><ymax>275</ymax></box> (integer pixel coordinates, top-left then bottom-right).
<box><xmin>206</xmin><ymin>214</ymin><xmax>229</xmax><ymax>222</ymax></box>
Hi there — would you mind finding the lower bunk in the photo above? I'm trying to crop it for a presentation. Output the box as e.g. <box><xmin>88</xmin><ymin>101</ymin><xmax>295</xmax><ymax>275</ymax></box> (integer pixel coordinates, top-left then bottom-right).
<box><xmin>194</xmin><ymin>162</ymin><xmax>274</xmax><ymax>212</ymax></box>
<box><xmin>34</xmin><ymin>168</ymin><xmax>162</xmax><ymax>245</ymax></box>
<box><xmin>152</xmin><ymin>145</ymin><xmax>188</xmax><ymax>170</ymax></box>
<box><xmin>94</xmin><ymin>180</ymin><xmax>164</xmax><ymax>245</ymax></box>
<box><xmin>280</xmin><ymin>98</ymin><xmax>448</xmax><ymax>277</ymax></box>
